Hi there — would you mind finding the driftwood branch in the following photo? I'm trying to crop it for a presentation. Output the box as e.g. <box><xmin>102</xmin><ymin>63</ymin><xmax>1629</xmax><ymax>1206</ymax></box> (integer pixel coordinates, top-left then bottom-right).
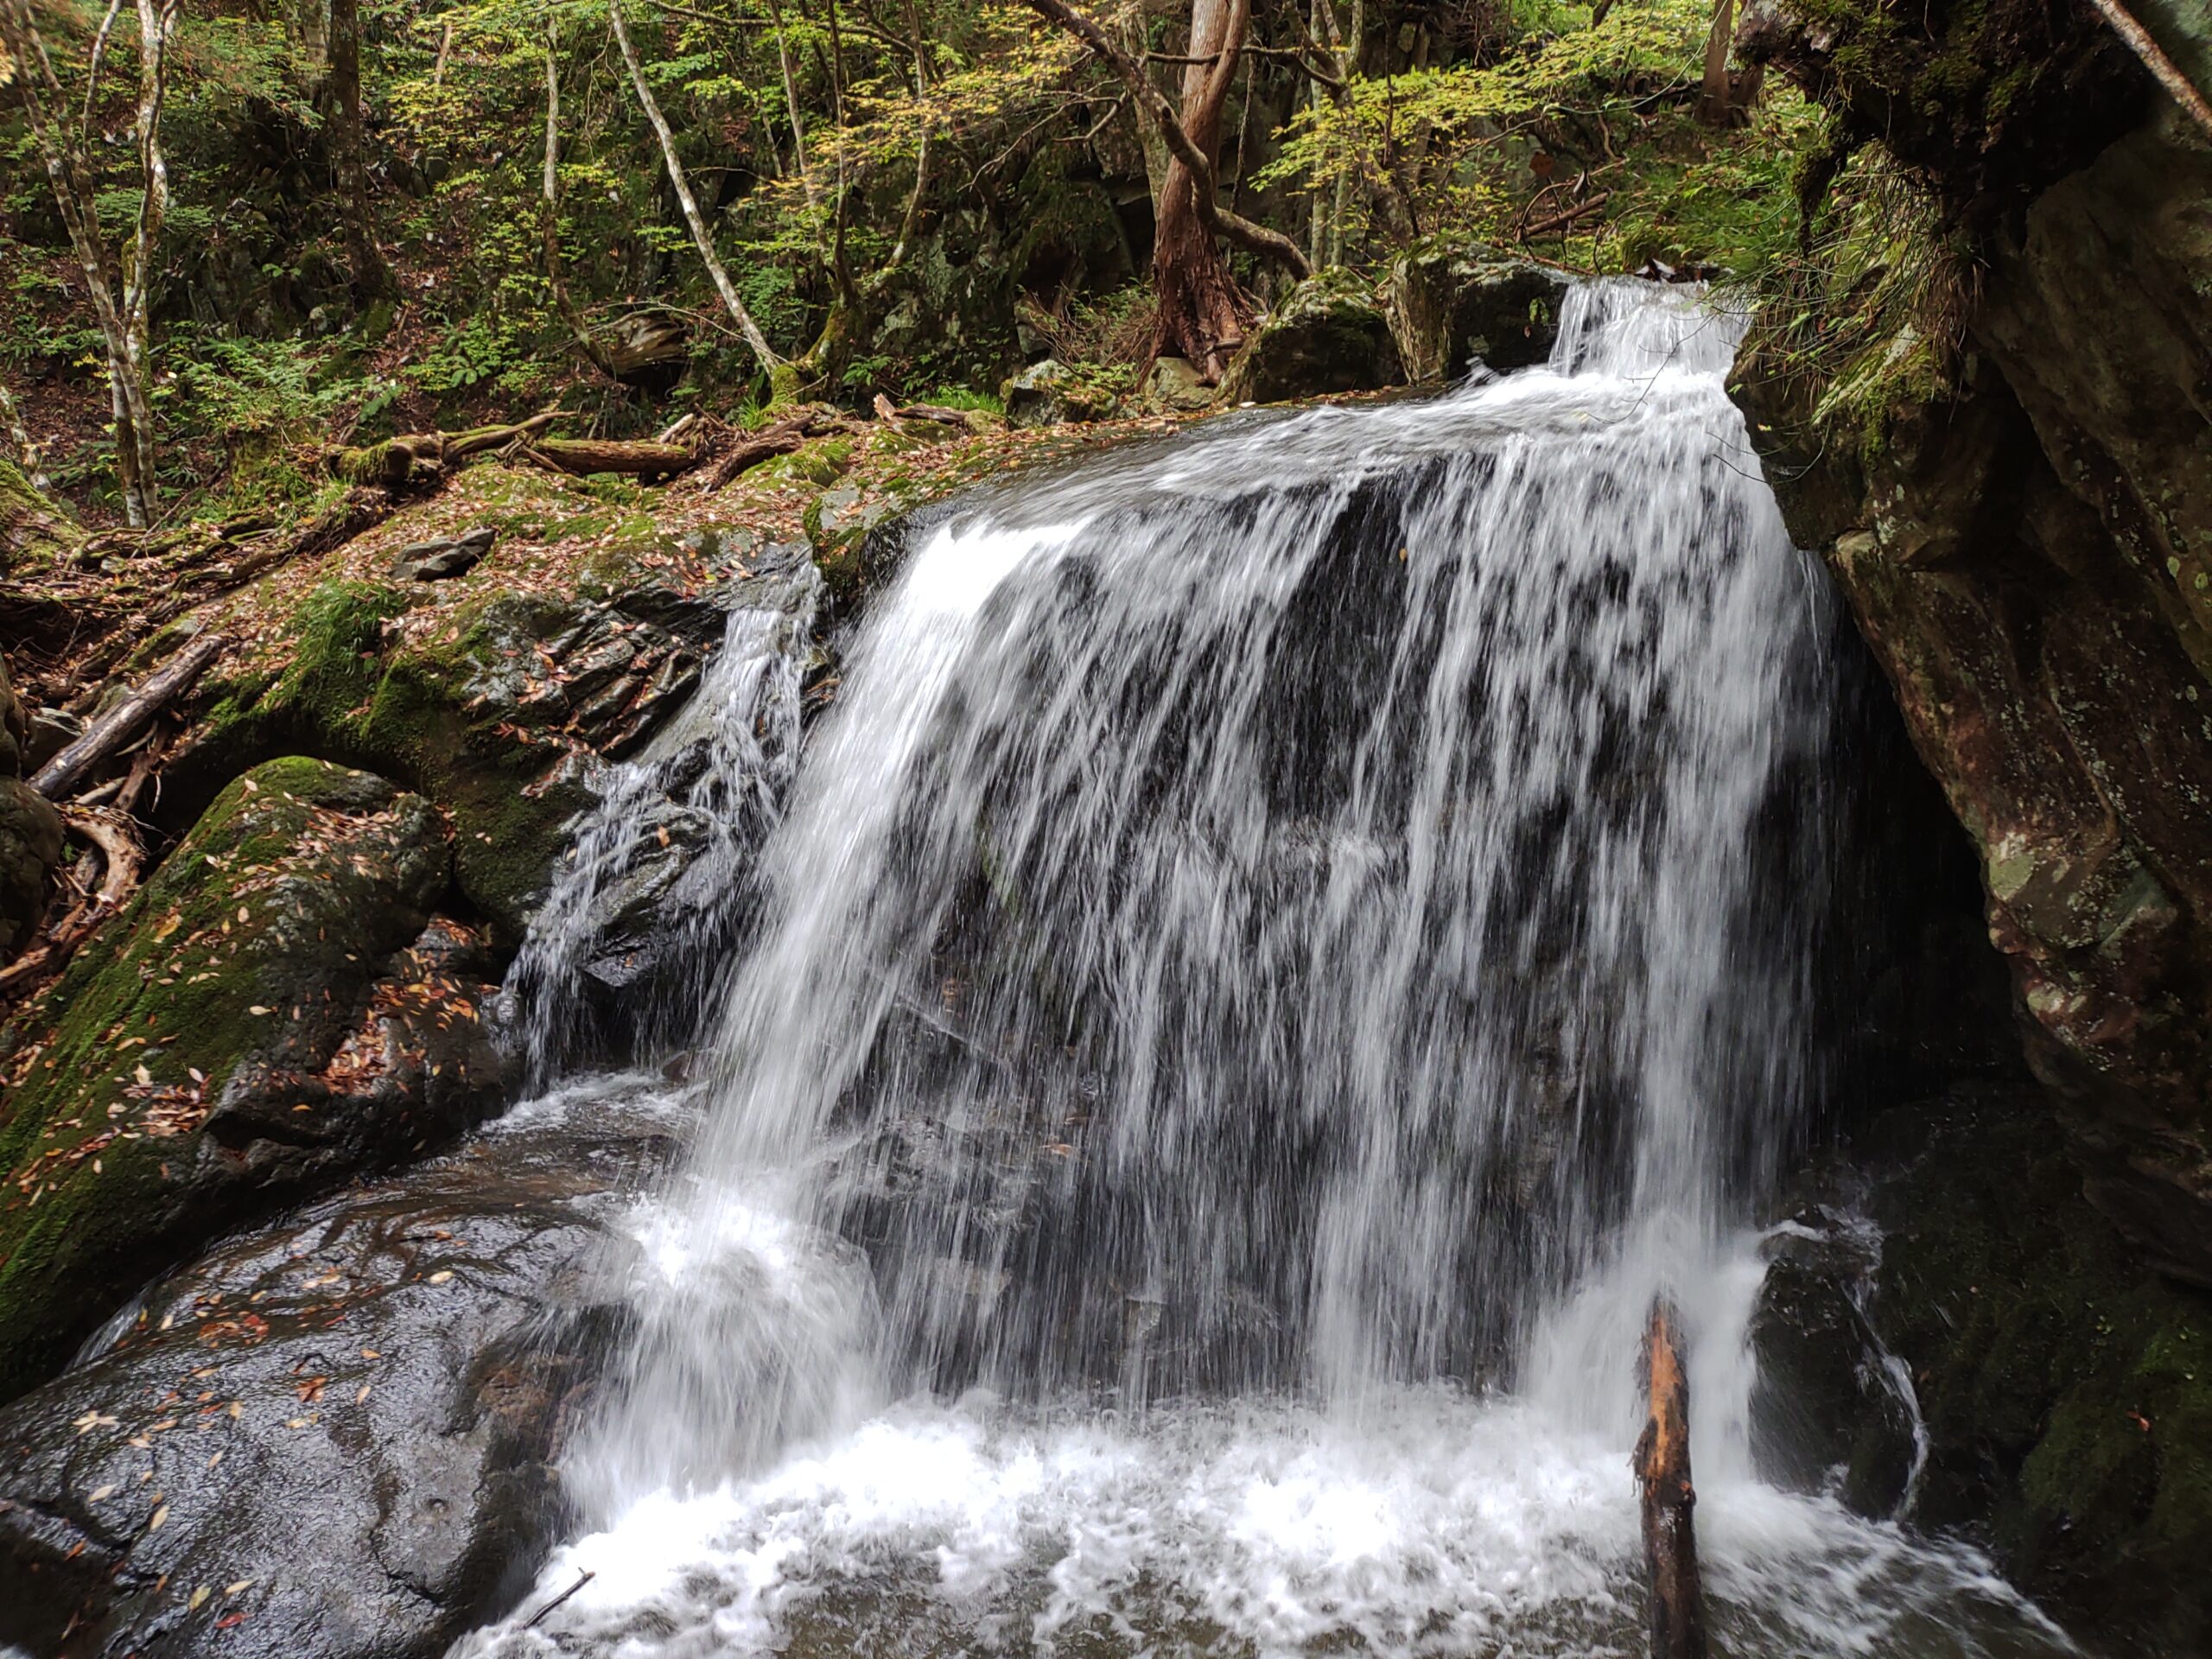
<box><xmin>700</xmin><ymin>407</ymin><xmax>853</xmax><ymax>490</ymax></box>
<box><xmin>30</xmin><ymin>632</ymin><xmax>225</xmax><ymax>801</ymax></box>
<box><xmin>0</xmin><ymin>804</ymin><xmax>144</xmax><ymax>997</ymax></box>
<box><xmin>2084</xmin><ymin>0</ymin><xmax>2212</xmax><ymax>138</ymax></box>
<box><xmin>1634</xmin><ymin>1299</ymin><xmax>1707</xmax><ymax>1659</ymax></box>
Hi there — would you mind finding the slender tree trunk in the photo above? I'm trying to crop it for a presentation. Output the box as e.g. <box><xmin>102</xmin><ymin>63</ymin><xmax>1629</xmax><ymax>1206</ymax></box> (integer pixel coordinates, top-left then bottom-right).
<box><xmin>607</xmin><ymin>0</ymin><xmax>782</xmax><ymax>374</ymax></box>
<box><xmin>328</xmin><ymin>0</ymin><xmax>390</xmax><ymax>299</ymax></box>
<box><xmin>1152</xmin><ymin>0</ymin><xmax>1254</xmax><ymax>379</ymax></box>
<box><xmin>1697</xmin><ymin>0</ymin><xmax>1737</xmax><ymax>126</ymax></box>
<box><xmin>0</xmin><ymin>0</ymin><xmax>168</xmax><ymax>525</ymax></box>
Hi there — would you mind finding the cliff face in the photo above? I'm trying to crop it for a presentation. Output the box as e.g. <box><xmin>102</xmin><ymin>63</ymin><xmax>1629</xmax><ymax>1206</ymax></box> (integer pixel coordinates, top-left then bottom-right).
<box><xmin>1737</xmin><ymin>3</ymin><xmax>2212</xmax><ymax>1284</ymax></box>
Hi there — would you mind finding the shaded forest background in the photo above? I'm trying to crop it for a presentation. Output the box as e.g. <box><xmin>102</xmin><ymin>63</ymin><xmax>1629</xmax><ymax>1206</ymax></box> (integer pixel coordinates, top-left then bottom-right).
<box><xmin>2</xmin><ymin>0</ymin><xmax>1890</xmax><ymax>529</ymax></box>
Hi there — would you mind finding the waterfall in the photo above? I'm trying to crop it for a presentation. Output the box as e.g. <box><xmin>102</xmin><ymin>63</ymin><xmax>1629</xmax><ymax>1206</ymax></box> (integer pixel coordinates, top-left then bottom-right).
<box><xmin>459</xmin><ymin>283</ymin><xmax>2080</xmax><ymax>1659</ymax></box>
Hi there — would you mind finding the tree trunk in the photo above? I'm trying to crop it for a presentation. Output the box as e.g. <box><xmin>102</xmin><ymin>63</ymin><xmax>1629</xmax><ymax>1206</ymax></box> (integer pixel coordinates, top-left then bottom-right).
<box><xmin>0</xmin><ymin>0</ymin><xmax>162</xmax><ymax>525</ymax></box>
<box><xmin>1152</xmin><ymin>0</ymin><xmax>1253</xmax><ymax>380</ymax></box>
<box><xmin>608</xmin><ymin>0</ymin><xmax>783</xmax><ymax>377</ymax></box>
<box><xmin>327</xmin><ymin>0</ymin><xmax>390</xmax><ymax>300</ymax></box>
<box><xmin>1697</xmin><ymin>0</ymin><xmax>1737</xmax><ymax>127</ymax></box>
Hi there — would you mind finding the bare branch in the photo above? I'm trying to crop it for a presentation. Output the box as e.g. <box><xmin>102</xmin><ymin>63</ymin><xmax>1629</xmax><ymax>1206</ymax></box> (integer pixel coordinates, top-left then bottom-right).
<box><xmin>2084</xmin><ymin>0</ymin><xmax>2212</xmax><ymax>139</ymax></box>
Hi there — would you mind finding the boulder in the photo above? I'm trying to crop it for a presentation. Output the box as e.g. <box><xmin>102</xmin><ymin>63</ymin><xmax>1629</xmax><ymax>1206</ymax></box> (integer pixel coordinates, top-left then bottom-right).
<box><xmin>1217</xmin><ymin>269</ymin><xmax>1405</xmax><ymax>405</ymax></box>
<box><xmin>397</xmin><ymin>525</ymin><xmax>497</xmax><ymax>582</ymax></box>
<box><xmin>1735</xmin><ymin>102</ymin><xmax>2212</xmax><ymax>1286</ymax></box>
<box><xmin>168</xmin><ymin>571</ymin><xmax>743</xmax><ymax>941</ymax></box>
<box><xmin>1144</xmin><ymin>356</ymin><xmax>1216</xmax><ymax>414</ymax></box>
<box><xmin>1388</xmin><ymin>244</ymin><xmax>1573</xmax><ymax>381</ymax></box>
<box><xmin>0</xmin><ymin>1072</ymin><xmax>676</xmax><ymax>1659</ymax></box>
<box><xmin>1748</xmin><ymin>1220</ymin><xmax>1918</xmax><ymax>1513</ymax></box>
<box><xmin>1002</xmin><ymin>359</ymin><xmax>1112</xmax><ymax>427</ymax></box>
<box><xmin>0</xmin><ymin>779</ymin><xmax>62</xmax><ymax>958</ymax></box>
<box><xmin>0</xmin><ymin>758</ymin><xmax>513</xmax><ymax>1398</ymax></box>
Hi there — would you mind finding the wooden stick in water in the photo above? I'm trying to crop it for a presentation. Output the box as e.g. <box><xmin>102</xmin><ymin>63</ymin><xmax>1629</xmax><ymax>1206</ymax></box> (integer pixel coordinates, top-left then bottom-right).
<box><xmin>1635</xmin><ymin>1297</ymin><xmax>1708</xmax><ymax>1659</ymax></box>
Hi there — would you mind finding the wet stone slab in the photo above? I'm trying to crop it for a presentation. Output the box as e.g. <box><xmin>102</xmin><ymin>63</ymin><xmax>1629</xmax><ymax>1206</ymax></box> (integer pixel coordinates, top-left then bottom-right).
<box><xmin>0</xmin><ymin>1073</ymin><xmax>687</xmax><ymax>1659</ymax></box>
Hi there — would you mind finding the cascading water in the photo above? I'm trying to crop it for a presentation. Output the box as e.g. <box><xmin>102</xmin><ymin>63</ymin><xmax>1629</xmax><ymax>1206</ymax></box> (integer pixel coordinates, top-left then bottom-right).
<box><xmin>459</xmin><ymin>283</ymin><xmax>2081</xmax><ymax>1658</ymax></box>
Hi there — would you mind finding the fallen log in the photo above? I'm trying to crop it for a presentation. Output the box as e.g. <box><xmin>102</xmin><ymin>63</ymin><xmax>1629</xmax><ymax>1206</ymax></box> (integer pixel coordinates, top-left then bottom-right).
<box><xmin>329</xmin><ymin>412</ymin><xmax>564</xmax><ymax>488</ymax></box>
<box><xmin>30</xmin><ymin>632</ymin><xmax>227</xmax><ymax>801</ymax></box>
<box><xmin>1635</xmin><ymin>1298</ymin><xmax>1708</xmax><ymax>1659</ymax></box>
<box><xmin>531</xmin><ymin>437</ymin><xmax>696</xmax><ymax>478</ymax></box>
<box><xmin>700</xmin><ymin>407</ymin><xmax>855</xmax><ymax>491</ymax></box>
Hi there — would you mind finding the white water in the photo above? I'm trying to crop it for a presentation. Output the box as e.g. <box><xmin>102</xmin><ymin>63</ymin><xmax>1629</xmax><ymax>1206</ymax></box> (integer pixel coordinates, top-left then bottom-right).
<box><xmin>458</xmin><ymin>285</ymin><xmax>2080</xmax><ymax>1658</ymax></box>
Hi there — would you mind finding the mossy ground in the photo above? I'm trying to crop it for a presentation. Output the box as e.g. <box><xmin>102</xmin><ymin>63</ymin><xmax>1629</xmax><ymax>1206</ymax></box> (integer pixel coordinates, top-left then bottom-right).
<box><xmin>1865</xmin><ymin>1092</ymin><xmax>2212</xmax><ymax>1649</ymax></box>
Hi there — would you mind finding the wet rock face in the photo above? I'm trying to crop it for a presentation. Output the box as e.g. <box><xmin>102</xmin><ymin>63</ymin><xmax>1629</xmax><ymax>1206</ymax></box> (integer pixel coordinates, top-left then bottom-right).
<box><xmin>0</xmin><ymin>1077</ymin><xmax>673</xmax><ymax>1659</ymax></box>
<box><xmin>1737</xmin><ymin>108</ymin><xmax>2212</xmax><ymax>1284</ymax></box>
<box><xmin>1218</xmin><ymin>270</ymin><xmax>1405</xmax><ymax>406</ymax></box>
<box><xmin>0</xmin><ymin>758</ymin><xmax>513</xmax><ymax>1399</ymax></box>
<box><xmin>1387</xmin><ymin>245</ymin><xmax>1573</xmax><ymax>382</ymax></box>
<box><xmin>168</xmin><ymin>570</ymin><xmax>741</xmax><ymax>941</ymax></box>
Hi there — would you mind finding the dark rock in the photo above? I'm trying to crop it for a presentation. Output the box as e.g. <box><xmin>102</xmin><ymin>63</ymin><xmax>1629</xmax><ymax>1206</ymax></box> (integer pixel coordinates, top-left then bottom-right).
<box><xmin>0</xmin><ymin>758</ymin><xmax>515</xmax><ymax>1399</ymax></box>
<box><xmin>1388</xmin><ymin>243</ymin><xmax>1573</xmax><ymax>381</ymax></box>
<box><xmin>1218</xmin><ymin>269</ymin><xmax>1404</xmax><ymax>405</ymax></box>
<box><xmin>163</xmin><ymin>564</ymin><xmax>757</xmax><ymax>940</ymax></box>
<box><xmin>402</xmin><ymin>526</ymin><xmax>497</xmax><ymax>582</ymax></box>
<box><xmin>1748</xmin><ymin>1224</ymin><xmax>1917</xmax><ymax>1514</ymax></box>
<box><xmin>1833</xmin><ymin>1086</ymin><xmax>2212</xmax><ymax>1653</ymax></box>
<box><xmin>22</xmin><ymin>708</ymin><xmax>81</xmax><ymax>778</ymax></box>
<box><xmin>0</xmin><ymin>779</ymin><xmax>63</xmax><ymax>957</ymax></box>
<box><xmin>0</xmin><ymin>656</ymin><xmax>63</xmax><ymax>954</ymax></box>
<box><xmin>0</xmin><ymin>1075</ymin><xmax>677</xmax><ymax>1659</ymax></box>
<box><xmin>1734</xmin><ymin>34</ymin><xmax>2212</xmax><ymax>1285</ymax></box>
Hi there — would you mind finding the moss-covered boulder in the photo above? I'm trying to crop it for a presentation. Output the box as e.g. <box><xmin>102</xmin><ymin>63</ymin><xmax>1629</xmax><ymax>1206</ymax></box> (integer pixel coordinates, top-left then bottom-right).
<box><xmin>173</xmin><ymin>573</ymin><xmax>731</xmax><ymax>940</ymax></box>
<box><xmin>1218</xmin><ymin>269</ymin><xmax>1405</xmax><ymax>406</ymax></box>
<box><xmin>0</xmin><ymin>758</ymin><xmax>511</xmax><ymax>1400</ymax></box>
<box><xmin>1388</xmin><ymin>243</ymin><xmax>1573</xmax><ymax>382</ymax></box>
<box><xmin>0</xmin><ymin>458</ymin><xmax>81</xmax><ymax>571</ymax></box>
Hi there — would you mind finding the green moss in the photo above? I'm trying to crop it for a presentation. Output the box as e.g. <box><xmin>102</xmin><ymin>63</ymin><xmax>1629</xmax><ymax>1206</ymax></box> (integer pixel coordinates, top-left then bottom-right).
<box><xmin>1868</xmin><ymin>1096</ymin><xmax>2212</xmax><ymax>1641</ymax></box>
<box><xmin>0</xmin><ymin>758</ymin><xmax>446</xmax><ymax>1395</ymax></box>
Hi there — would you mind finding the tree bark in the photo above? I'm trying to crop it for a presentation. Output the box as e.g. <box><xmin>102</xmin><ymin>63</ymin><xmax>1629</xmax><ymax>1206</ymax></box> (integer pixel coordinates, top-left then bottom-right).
<box><xmin>1634</xmin><ymin>1300</ymin><xmax>1708</xmax><ymax>1659</ymax></box>
<box><xmin>608</xmin><ymin>0</ymin><xmax>783</xmax><ymax>376</ymax></box>
<box><xmin>0</xmin><ymin>0</ymin><xmax>170</xmax><ymax>526</ymax></box>
<box><xmin>1021</xmin><ymin>0</ymin><xmax>1309</xmax><ymax>381</ymax></box>
<box><xmin>1697</xmin><ymin>0</ymin><xmax>1738</xmax><ymax>127</ymax></box>
<box><xmin>328</xmin><ymin>0</ymin><xmax>389</xmax><ymax>299</ymax></box>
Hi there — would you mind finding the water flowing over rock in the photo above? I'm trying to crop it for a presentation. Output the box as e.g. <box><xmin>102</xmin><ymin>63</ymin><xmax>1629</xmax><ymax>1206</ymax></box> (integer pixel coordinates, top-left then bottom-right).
<box><xmin>454</xmin><ymin>284</ymin><xmax>2077</xmax><ymax>1659</ymax></box>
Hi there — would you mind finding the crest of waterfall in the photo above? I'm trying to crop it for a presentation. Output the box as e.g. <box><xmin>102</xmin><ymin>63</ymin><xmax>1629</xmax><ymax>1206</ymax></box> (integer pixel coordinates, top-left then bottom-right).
<box><xmin>508</xmin><ymin>560</ymin><xmax>820</xmax><ymax>1078</ymax></box>
<box><xmin>574</xmin><ymin>280</ymin><xmax>1838</xmax><ymax>1510</ymax></box>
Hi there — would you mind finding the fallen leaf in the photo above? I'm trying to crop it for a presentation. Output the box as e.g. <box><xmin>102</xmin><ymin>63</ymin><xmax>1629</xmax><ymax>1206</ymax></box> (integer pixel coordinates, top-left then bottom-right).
<box><xmin>148</xmin><ymin>1503</ymin><xmax>168</xmax><ymax>1530</ymax></box>
<box><xmin>190</xmin><ymin>1585</ymin><xmax>210</xmax><ymax>1611</ymax></box>
<box><xmin>427</xmin><ymin>1270</ymin><xmax>453</xmax><ymax>1285</ymax></box>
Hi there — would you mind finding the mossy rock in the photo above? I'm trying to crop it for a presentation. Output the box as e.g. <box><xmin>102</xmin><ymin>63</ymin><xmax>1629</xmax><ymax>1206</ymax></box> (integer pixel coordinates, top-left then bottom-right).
<box><xmin>0</xmin><ymin>759</ymin><xmax>469</xmax><ymax>1399</ymax></box>
<box><xmin>0</xmin><ymin>459</ymin><xmax>83</xmax><ymax>572</ymax></box>
<box><xmin>1861</xmin><ymin>1088</ymin><xmax>2212</xmax><ymax>1649</ymax></box>
<box><xmin>1217</xmin><ymin>269</ymin><xmax>1406</xmax><ymax>406</ymax></box>
<box><xmin>178</xmin><ymin>571</ymin><xmax>728</xmax><ymax>939</ymax></box>
<box><xmin>1387</xmin><ymin>242</ymin><xmax>1573</xmax><ymax>382</ymax></box>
